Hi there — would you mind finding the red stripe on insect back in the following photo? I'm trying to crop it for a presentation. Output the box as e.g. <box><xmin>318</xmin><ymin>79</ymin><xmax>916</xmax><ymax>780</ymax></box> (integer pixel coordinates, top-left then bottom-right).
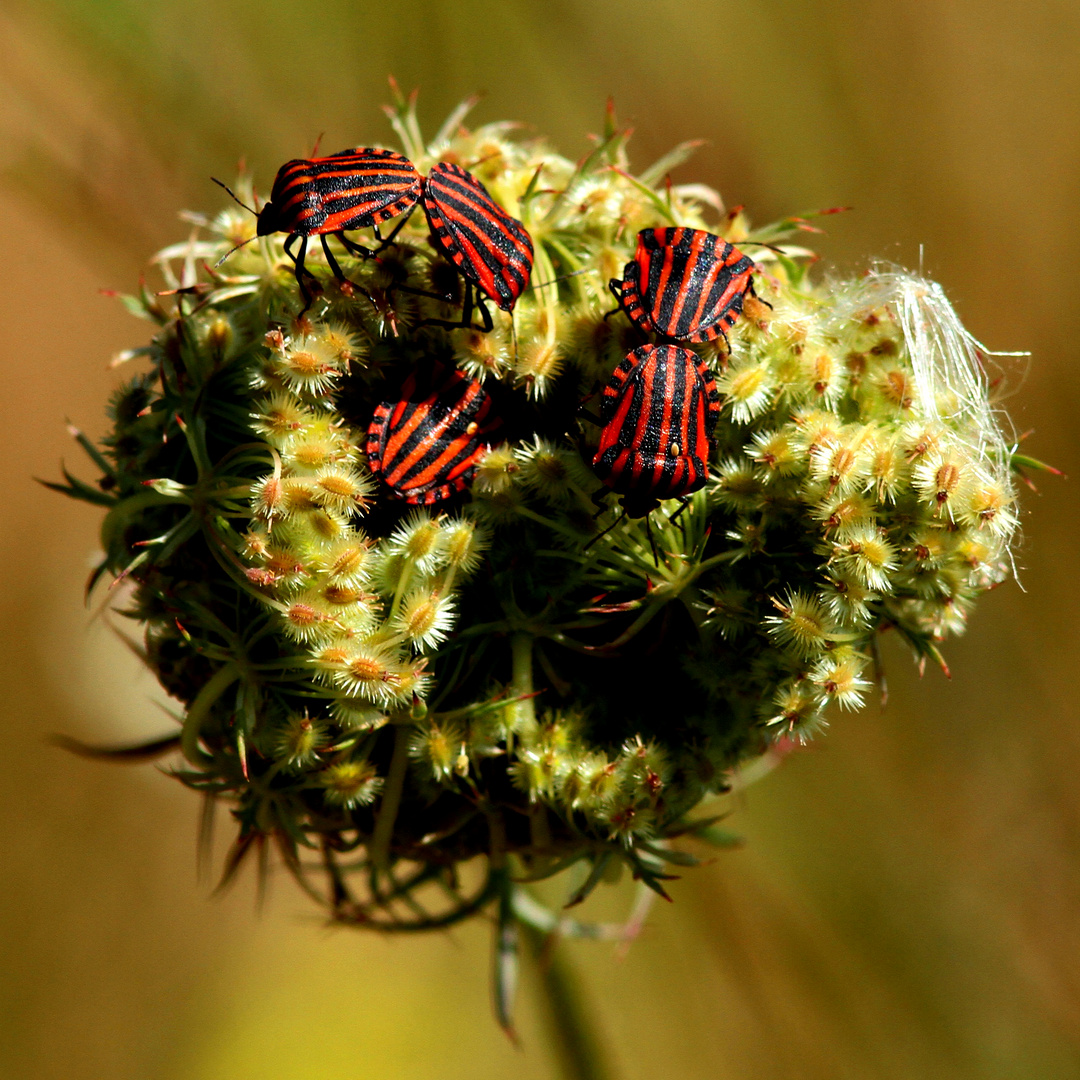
<box><xmin>614</xmin><ymin>227</ymin><xmax>755</xmax><ymax>344</ymax></box>
<box><xmin>437</xmin><ymin>204</ymin><xmax>497</xmax><ymax>292</ymax></box>
<box><xmin>636</xmin><ymin>352</ymin><xmax>657</xmax><ymax>449</ymax></box>
<box><xmin>403</xmin><ymin>434</ymin><xmax>484</xmax><ymax>493</ymax></box>
<box><xmin>592</xmin><ymin>344</ymin><xmax>718</xmax><ymax>516</ymax></box>
<box><xmin>656</xmin><ymin>231</ymin><xmax>690</xmax><ymax>329</ymax></box>
<box><xmin>430</xmin><ymin>214</ymin><xmax>501</xmax><ymax>297</ymax></box>
<box><xmin>320</xmin><ymin>197</ymin><xmax>410</xmax><ymax>233</ymax></box>
<box><xmin>389</xmin><ymin>381</ymin><xmax>485</xmax><ymax>482</ymax></box>
<box><xmin>265</xmin><ymin>148</ymin><xmax>422</xmax><ymax>236</ymax></box>
<box><xmin>367</xmin><ymin>365</ymin><xmax>501</xmax><ymax>503</ymax></box>
<box><xmin>600</xmin><ymin>383</ymin><xmax>635</xmax><ymax>460</ymax></box>
<box><xmin>643</xmin><ymin>228</ymin><xmax>678</xmax><ymax>327</ymax></box>
<box><xmin>431</xmin><ymin>169</ymin><xmax>533</xmax><ymax>264</ymax></box>
<box><xmin>424</xmin><ymin>163</ymin><xmax>534</xmax><ymax>312</ymax></box>
<box><xmin>383</xmin><ymin>402</ymin><xmax>431</xmax><ymax>466</ymax></box>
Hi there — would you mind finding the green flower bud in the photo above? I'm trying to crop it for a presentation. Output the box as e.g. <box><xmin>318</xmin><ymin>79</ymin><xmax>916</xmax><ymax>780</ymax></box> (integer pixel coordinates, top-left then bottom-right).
<box><xmin>274</xmin><ymin>712</ymin><xmax>329</xmax><ymax>770</ymax></box>
<box><xmin>320</xmin><ymin>758</ymin><xmax>383</xmax><ymax>808</ymax></box>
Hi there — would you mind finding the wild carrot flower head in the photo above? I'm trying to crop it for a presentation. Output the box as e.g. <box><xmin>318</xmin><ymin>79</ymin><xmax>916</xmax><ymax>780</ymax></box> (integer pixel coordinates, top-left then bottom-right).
<box><xmin>55</xmin><ymin>89</ymin><xmax>1032</xmax><ymax>1026</ymax></box>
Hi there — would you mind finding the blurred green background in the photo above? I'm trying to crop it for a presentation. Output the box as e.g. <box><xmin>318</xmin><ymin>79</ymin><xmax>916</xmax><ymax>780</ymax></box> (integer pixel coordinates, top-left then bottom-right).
<box><xmin>2</xmin><ymin>1</ymin><xmax>1079</xmax><ymax>1077</ymax></box>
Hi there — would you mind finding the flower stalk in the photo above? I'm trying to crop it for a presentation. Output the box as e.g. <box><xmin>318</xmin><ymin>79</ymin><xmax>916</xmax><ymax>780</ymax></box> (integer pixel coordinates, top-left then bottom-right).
<box><xmin>523</xmin><ymin>919</ymin><xmax>614</xmax><ymax>1080</ymax></box>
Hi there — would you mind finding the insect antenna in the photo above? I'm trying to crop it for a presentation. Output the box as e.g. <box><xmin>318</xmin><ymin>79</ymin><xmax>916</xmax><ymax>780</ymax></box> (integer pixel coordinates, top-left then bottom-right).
<box><xmin>212</xmin><ymin>235</ymin><xmax>259</xmax><ymax>269</ymax></box>
<box><xmin>643</xmin><ymin>513</ymin><xmax>660</xmax><ymax>567</ymax></box>
<box><xmin>737</xmin><ymin>240</ymin><xmax>787</xmax><ymax>256</ymax></box>
<box><xmin>211</xmin><ymin>177</ymin><xmax>259</xmax><ymax>217</ymax></box>
<box><xmin>210</xmin><ymin>177</ymin><xmax>263</xmax><ymax>268</ymax></box>
<box><xmin>667</xmin><ymin>495</ymin><xmax>692</xmax><ymax>541</ymax></box>
<box><xmin>583</xmin><ymin>508</ymin><xmax>625</xmax><ymax>553</ymax></box>
<box><xmin>526</xmin><ymin>268</ymin><xmax>590</xmax><ymax>291</ymax></box>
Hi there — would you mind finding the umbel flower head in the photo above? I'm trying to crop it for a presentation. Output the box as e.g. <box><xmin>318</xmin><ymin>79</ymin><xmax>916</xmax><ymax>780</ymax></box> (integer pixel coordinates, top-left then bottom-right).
<box><xmin>55</xmin><ymin>86</ymin><xmax>1032</xmax><ymax>1026</ymax></box>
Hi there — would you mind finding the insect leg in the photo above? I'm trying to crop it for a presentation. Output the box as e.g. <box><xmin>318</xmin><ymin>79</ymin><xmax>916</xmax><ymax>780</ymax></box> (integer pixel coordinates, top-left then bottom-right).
<box><xmin>459</xmin><ymin>281</ymin><xmax>475</xmax><ymax>326</ymax></box>
<box><xmin>473</xmin><ymin>291</ymin><xmax>494</xmax><ymax>334</ymax></box>
<box><xmin>668</xmin><ymin>496</ymin><xmax>692</xmax><ymax>527</ymax></box>
<box><xmin>371</xmin><ymin>203</ymin><xmax>418</xmax><ymax>253</ymax></box>
<box><xmin>747</xmin><ymin>277</ymin><xmax>774</xmax><ymax>311</ymax></box>
<box><xmin>583</xmin><ymin>506</ymin><xmax>626</xmax><ymax>552</ymax></box>
<box><xmin>395</xmin><ymin>283</ymin><xmax>456</xmax><ymax>301</ymax></box>
<box><xmin>668</xmin><ymin>495</ymin><xmax>692</xmax><ymax>541</ymax></box>
<box><xmin>321</xmin><ymin>235</ymin><xmax>371</xmax><ymax>301</ymax></box>
<box><xmin>643</xmin><ymin>513</ymin><xmax>660</xmax><ymax>567</ymax></box>
<box><xmin>417</xmin><ymin>281</ymin><xmax>492</xmax><ymax>332</ymax></box>
<box><xmin>286</xmin><ymin>234</ymin><xmax>315</xmax><ymax>313</ymax></box>
<box><xmin>338</xmin><ymin>234</ymin><xmax>377</xmax><ymax>259</ymax></box>
<box><xmin>603</xmin><ymin>278</ymin><xmax>623</xmax><ymax>322</ymax></box>
<box><xmin>285</xmin><ymin>232</ymin><xmax>319</xmax><ymax>287</ymax></box>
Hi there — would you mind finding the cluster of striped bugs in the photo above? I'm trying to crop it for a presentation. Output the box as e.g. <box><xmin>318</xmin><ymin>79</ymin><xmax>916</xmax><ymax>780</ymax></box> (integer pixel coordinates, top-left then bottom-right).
<box><xmin>59</xmin><ymin>91</ymin><xmax>1024</xmax><ymax>1012</ymax></box>
<box><xmin>217</xmin><ymin>148</ymin><xmax>763</xmax><ymax>532</ymax></box>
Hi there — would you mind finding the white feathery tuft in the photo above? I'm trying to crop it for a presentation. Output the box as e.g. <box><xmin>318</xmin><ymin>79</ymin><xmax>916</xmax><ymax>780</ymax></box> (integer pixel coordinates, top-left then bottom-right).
<box><xmin>843</xmin><ymin>265</ymin><xmax>1026</xmax><ymax>574</ymax></box>
<box><xmin>857</xmin><ymin>267</ymin><xmax>1023</xmax><ymax>483</ymax></box>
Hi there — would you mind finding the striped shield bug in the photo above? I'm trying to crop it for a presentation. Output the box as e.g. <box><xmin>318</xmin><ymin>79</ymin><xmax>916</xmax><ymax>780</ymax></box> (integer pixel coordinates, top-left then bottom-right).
<box><xmin>608</xmin><ymin>227</ymin><xmax>758</xmax><ymax>345</ymax></box>
<box><xmin>420</xmin><ymin>162</ymin><xmax>534</xmax><ymax>332</ymax></box>
<box><xmin>366</xmin><ymin>363</ymin><xmax>502</xmax><ymax>504</ymax></box>
<box><xmin>218</xmin><ymin>147</ymin><xmax>422</xmax><ymax>312</ymax></box>
<box><xmin>592</xmin><ymin>343</ymin><xmax>721</xmax><ymax>518</ymax></box>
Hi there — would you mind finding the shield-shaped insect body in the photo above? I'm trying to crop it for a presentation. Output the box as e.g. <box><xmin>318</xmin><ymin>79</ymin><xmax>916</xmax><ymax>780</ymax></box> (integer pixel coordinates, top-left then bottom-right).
<box><xmin>592</xmin><ymin>343</ymin><xmax>721</xmax><ymax>517</ymax></box>
<box><xmin>366</xmin><ymin>363</ymin><xmax>503</xmax><ymax>505</ymax></box>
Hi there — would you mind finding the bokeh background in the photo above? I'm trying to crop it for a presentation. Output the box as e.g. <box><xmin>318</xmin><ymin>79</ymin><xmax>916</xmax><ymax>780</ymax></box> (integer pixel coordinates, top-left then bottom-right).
<box><xmin>2</xmin><ymin>1</ymin><xmax>1079</xmax><ymax>1077</ymax></box>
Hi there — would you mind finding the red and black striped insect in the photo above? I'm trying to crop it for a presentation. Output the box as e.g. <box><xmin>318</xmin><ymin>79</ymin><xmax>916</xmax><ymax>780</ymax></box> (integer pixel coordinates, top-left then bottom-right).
<box><xmin>592</xmin><ymin>343</ymin><xmax>721</xmax><ymax>518</ymax></box>
<box><xmin>366</xmin><ymin>363</ymin><xmax>502</xmax><ymax>504</ymax></box>
<box><xmin>419</xmin><ymin>162</ymin><xmax>534</xmax><ymax>331</ymax></box>
<box><xmin>608</xmin><ymin>227</ymin><xmax>757</xmax><ymax>345</ymax></box>
<box><xmin>217</xmin><ymin>147</ymin><xmax>422</xmax><ymax>312</ymax></box>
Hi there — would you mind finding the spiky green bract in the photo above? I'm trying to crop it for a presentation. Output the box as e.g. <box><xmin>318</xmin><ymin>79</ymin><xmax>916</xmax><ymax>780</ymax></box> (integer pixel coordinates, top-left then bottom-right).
<box><xmin>57</xmin><ymin>94</ymin><xmax>1021</xmax><ymax>946</ymax></box>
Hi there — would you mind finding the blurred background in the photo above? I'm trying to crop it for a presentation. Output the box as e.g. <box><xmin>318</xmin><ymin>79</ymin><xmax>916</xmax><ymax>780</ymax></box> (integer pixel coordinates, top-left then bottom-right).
<box><xmin>2</xmin><ymin>1</ymin><xmax>1079</xmax><ymax>1077</ymax></box>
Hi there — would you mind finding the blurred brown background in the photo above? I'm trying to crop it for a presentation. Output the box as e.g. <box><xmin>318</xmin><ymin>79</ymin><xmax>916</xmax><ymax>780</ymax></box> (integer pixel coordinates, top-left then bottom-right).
<box><xmin>2</xmin><ymin>1</ymin><xmax>1079</xmax><ymax>1077</ymax></box>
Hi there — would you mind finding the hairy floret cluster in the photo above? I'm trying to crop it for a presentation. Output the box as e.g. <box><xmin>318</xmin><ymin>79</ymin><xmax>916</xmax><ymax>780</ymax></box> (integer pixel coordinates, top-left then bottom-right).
<box><xmin>58</xmin><ymin>91</ymin><xmax>1024</xmax><ymax>949</ymax></box>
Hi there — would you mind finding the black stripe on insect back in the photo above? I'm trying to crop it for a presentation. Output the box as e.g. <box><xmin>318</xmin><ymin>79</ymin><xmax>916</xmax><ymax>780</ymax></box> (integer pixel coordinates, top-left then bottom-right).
<box><xmin>427</xmin><ymin>166</ymin><xmax>532</xmax><ymax>264</ymax></box>
<box><xmin>424</xmin><ymin>163</ymin><xmax>533</xmax><ymax>311</ymax></box>
<box><xmin>269</xmin><ymin>149</ymin><xmax>421</xmax><ymax>234</ymax></box>
<box><xmin>274</xmin><ymin>151</ymin><xmax>419</xmax><ymax>197</ymax></box>
<box><xmin>633</xmin><ymin>347</ymin><xmax>687</xmax><ymax>494</ymax></box>
<box><xmin>425</xmin><ymin>187</ymin><xmax>512</xmax><ymax>294</ymax></box>
<box><xmin>367</xmin><ymin>364</ymin><xmax>501</xmax><ymax>504</ymax></box>
<box><xmin>592</xmin><ymin>345</ymin><xmax>716</xmax><ymax>513</ymax></box>
<box><xmin>389</xmin><ymin>385</ymin><xmax>481</xmax><ymax>476</ymax></box>
<box><xmin>654</xmin><ymin>229</ymin><xmax>753</xmax><ymax>341</ymax></box>
<box><xmin>610</xmin><ymin>227</ymin><xmax>756</xmax><ymax>344</ymax></box>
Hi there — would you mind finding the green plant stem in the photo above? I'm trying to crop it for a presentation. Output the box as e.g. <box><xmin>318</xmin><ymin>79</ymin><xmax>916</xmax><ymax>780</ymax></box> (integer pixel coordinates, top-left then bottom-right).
<box><xmin>508</xmin><ymin>632</ymin><xmax>538</xmax><ymax>748</ymax></box>
<box><xmin>369</xmin><ymin>721</ymin><xmax>411</xmax><ymax>872</ymax></box>
<box><xmin>180</xmin><ymin>662</ymin><xmax>240</xmax><ymax>764</ymax></box>
<box><xmin>521</xmin><ymin>921</ymin><xmax>615</xmax><ymax>1080</ymax></box>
